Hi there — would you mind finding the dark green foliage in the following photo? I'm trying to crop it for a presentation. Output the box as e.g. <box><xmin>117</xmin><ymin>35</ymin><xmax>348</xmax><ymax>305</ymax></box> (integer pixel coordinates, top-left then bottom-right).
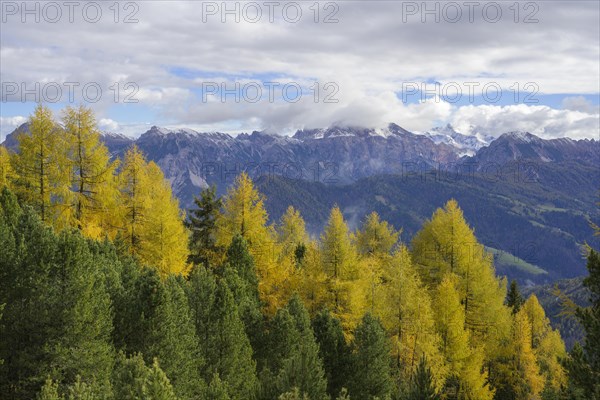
<box><xmin>221</xmin><ymin>235</ymin><xmax>264</xmax><ymax>360</ymax></box>
<box><xmin>0</xmin><ymin>191</ymin><xmax>114</xmax><ymax>399</ymax></box>
<box><xmin>407</xmin><ymin>356</ymin><xmax>439</xmax><ymax>400</ymax></box>
<box><xmin>276</xmin><ymin>295</ymin><xmax>328</xmax><ymax>400</ymax></box>
<box><xmin>111</xmin><ymin>352</ymin><xmax>178</xmax><ymax>400</ymax></box>
<box><xmin>206</xmin><ymin>374</ymin><xmax>232</xmax><ymax>400</ymax></box>
<box><xmin>116</xmin><ymin>267</ymin><xmax>204</xmax><ymax>399</ymax></box>
<box><xmin>143</xmin><ymin>359</ymin><xmax>178</xmax><ymax>400</ymax></box>
<box><xmin>111</xmin><ymin>352</ymin><xmax>149</xmax><ymax>399</ymax></box>
<box><xmin>186</xmin><ymin>266</ymin><xmax>258</xmax><ymax>399</ymax></box>
<box><xmin>37</xmin><ymin>379</ymin><xmax>63</xmax><ymax>400</ymax></box>
<box><xmin>579</xmin><ymin>250</ymin><xmax>600</xmax><ymax>372</ymax></box>
<box><xmin>261</xmin><ymin>296</ymin><xmax>328</xmax><ymax>400</ymax></box>
<box><xmin>349</xmin><ymin>313</ymin><xmax>392</xmax><ymax>400</ymax></box>
<box><xmin>186</xmin><ymin>185</ymin><xmax>222</xmax><ymax>266</ymax></box>
<box><xmin>506</xmin><ymin>280</ymin><xmax>525</xmax><ymax>314</ymax></box>
<box><xmin>146</xmin><ymin>275</ymin><xmax>204</xmax><ymax>399</ymax></box>
<box><xmin>564</xmin><ymin>250</ymin><xmax>600</xmax><ymax>399</ymax></box>
<box><xmin>312</xmin><ymin>308</ymin><xmax>351</xmax><ymax>397</ymax></box>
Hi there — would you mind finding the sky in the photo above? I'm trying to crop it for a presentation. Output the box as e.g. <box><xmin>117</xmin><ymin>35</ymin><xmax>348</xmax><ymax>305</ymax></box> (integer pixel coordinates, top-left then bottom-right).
<box><xmin>1</xmin><ymin>0</ymin><xmax>599</xmax><ymax>140</ymax></box>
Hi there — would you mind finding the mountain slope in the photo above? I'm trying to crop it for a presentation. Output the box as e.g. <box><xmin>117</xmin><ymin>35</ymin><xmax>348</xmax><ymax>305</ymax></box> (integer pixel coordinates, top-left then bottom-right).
<box><xmin>256</xmin><ymin>161</ymin><xmax>599</xmax><ymax>283</ymax></box>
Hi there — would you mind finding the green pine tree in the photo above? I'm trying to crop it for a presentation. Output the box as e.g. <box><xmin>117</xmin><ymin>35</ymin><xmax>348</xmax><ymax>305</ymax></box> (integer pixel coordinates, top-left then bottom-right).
<box><xmin>506</xmin><ymin>280</ymin><xmax>525</xmax><ymax>314</ymax></box>
<box><xmin>312</xmin><ymin>308</ymin><xmax>351</xmax><ymax>397</ymax></box>
<box><xmin>143</xmin><ymin>359</ymin><xmax>179</xmax><ymax>400</ymax></box>
<box><xmin>206</xmin><ymin>374</ymin><xmax>232</xmax><ymax>400</ymax></box>
<box><xmin>37</xmin><ymin>378</ymin><xmax>64</xmax><ymax>400</ymax></box>
<box><xmin>275</xmin><ymin>295</ymin><xmax>328</xmax><ymax>400</ymax></box>
<box><xmin>565</xmin><ymin>249</ymin><xmax>600</xmax><ymax>398</ymax></box>
<box><xmin>0</xmin><ymin>191</ymin><xmax>114</xmax><ymax>398</ymax></box>
<box><xmin>186</xmin><ymin>185</ymin><xmax>222</xmax><ymax>267</ymax></box>
<box><xmin>349</xmin><ymin>313</ymin><xmax>392</xmax><ymax>400</ymax></box>
<box><xmin>221</xmin><ymin>235</ymin><xmax>264</xmax><ymax>359</ymax></box>
<box><xmin>186</xmin><ymin>266</ymin><xmax>258</xmax><ymax>399</ymax></box>
<box><xmin>111</xmin><ymin>352</ymin><xmax>149</xmax><ymax>399</ymax></box>
<box><xmin>146</xmin><ymin>276</ymin><xmax>204</xmax><ymax>400</ymax></box>
<box><xmin>407</xmin><ymin>355</ymin><xmax>440</xmax><ymax>400</ymax></box>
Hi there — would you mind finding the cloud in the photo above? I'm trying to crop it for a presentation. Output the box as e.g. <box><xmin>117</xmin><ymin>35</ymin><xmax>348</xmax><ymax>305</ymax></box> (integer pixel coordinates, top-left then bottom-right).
<box><xmin>1</xmin><ymin>1</ymin><xmax>598</xmax><ymax>138</ymax></box>
<box><xmin>450</xmin><ymin>104</ymin><xmax>600</xmax><ymax>139</ymax></box>
<box><xmin>562</xmin><ymin>96</ymin><xmax>599</xmax><ymax>114</ymax></box>
<box><xmin>98</xmin><ymin>118</ymin><xmax>120</xmax><ymax>132</ymax></box>
<box><xmin>0</xmin><ymin>116</ymin><xmax>27</xmax><ymax>141</ymax></box>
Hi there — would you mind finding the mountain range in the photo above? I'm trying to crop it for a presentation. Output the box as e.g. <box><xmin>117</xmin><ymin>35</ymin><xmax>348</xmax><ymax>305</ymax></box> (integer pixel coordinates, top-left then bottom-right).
<box><xmin>3</xmin><ymin>122</ymin><xmax>599</xmax><ymax>284</ymax></box>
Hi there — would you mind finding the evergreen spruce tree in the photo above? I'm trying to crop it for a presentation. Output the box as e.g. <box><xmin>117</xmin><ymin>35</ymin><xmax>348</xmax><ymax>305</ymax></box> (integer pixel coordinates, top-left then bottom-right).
<box><xmin>187</xmin><ymin>266</ymin><xmax>258</xmax><ymax>399</ymax></box>
<box><xmin>221</xmin><ymin>235</ymin><xmax>264</xmax><ymax>356</ymax></box>
<box><xmin>146</xmin><ymin>276</ymin><xmax>204</xmax><ymax>399</ymax></box>
<box><xmin>506</xmin><ymin>280</ymin><xmax>525</xmax><ymax>314</ymax></box>
<box><xmin>187</xmin><ymin>185</ymin><xmax>222</xmax><ymax>267</ymax></box>
<box><xmin>38</xmin><ymin>379</ymin><xmax>64</xmax><ymax>400</ymax></box>
<box><xmin>65</xmin><ymin>376</ymin><xmax>96</xmax><ymax>400</ymax></box>
<box><xmin>261</xmin><ymin>296</ymin><xmax>328</xmax><ymax>400</ymax></box>
<box><xmin>564</xmin><ymin>249</ymin><xmax>600</xmax><ymax>398</ymax></box>
<box><xmin>206</xmin><ymin>374</ymin><xmax>232</xmax><ymax>400</ymax></box>
<box><xmin>0</xmin><ymin>193</ymin><xmax>114</xmax><ymax>398</ymax></box>
<box><xmin>275</xmin><ymin>295</ymin><xmax>328</xmax><ymax>400</ymax></box>
<box><xmin>349</xmin><ymin>313</ymin><xmax>392</xmax><ymax>400</ymax></box>
<box><xmin>143</xmin><ymin>359</ymin><xmax>179</xmax><ymax>400</ymax></box>
<box><xmin>111</xmin><ymin>352</ymin><xmax>149</xmax><ymax>399</ymax></box>
<box><xmin>312</xmin><ymin>308</ymin><xmax>351</xmax><ymax>397</ymax></box>
<box><xmin>408</xmin><ymin>355</ymin><xmax>440</xmax><ymax>400</ymax></box>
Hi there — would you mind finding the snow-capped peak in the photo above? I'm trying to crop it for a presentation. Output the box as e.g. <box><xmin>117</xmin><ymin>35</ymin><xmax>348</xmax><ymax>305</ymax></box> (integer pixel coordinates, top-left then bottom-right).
<box><xmin>424</xmin><ymin>124</ymin><xmax>492</xmax><ymax>153</ymax></box>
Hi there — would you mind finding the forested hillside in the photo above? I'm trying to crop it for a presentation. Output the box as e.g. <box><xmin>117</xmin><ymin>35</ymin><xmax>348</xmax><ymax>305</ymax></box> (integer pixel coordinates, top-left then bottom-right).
<box><xmin>1</xmin><ymin>105</ymin><xmax>599</xmax><ymax>399</ymax></box>
<box><xmin>256</xmin><ymin>169</ymin><xmax>599</xmax><ymax>283</ymax></box>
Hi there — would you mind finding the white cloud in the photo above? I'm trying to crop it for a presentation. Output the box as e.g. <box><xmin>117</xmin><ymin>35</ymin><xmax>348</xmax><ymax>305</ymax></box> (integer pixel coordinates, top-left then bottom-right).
<box><xmin>0</xmin><ymin>116</ymin><xmax>27</xmax><ymax>141</ymax></box>
<box><xmin>562</xmin><ymin>96</ymin><xmax>599</xmax><ymax>114</ymax></box>
<box><xmin>98</xmin><ymin>118</ymin><xmax>120</xmax><ymax>132</ymax></box>
<box><xmin>450</xmin><ymin>104</ymin><xmax>600</xmax><ymax>140</ymax></box>
<box><xmin>1</xmin><ymin>1</ymin><xmax>598</xmax><ymax>138</ymax></box>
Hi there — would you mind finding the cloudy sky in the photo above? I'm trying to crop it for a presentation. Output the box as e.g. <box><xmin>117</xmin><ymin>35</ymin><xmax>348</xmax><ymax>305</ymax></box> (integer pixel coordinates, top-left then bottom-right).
<box><xmin>1</xmin><ymin>0</ymin><xmax>599</xmax><ymax>140</ymax></box>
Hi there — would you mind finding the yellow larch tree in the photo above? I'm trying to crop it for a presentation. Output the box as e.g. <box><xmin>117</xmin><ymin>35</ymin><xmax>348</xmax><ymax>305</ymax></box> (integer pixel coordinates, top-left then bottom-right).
<box><xmin>434</xmin><ymin>274</ymin><xmax>494</xmax><ymax>400</ymax></box>
<box><xmin>12</xmin><ymin>104</ymin><xmax>69</xmax><ymax>223</ymax></box>
<box><xmin>0</xmin><ymin>146</ymin><xmax>14</xmax><ymax>190</ymax></box>
<box><xmin>60</xmin><ymin>105</ymin><xmax>119</xmax><ymax>239</ymax></box>
<box><xmin>297</xmin><ymin>241</ymin><xmax>329</xmax><ymax>315</ymax></box>
<box><xmin>522</xmin><ymin>294</ymin><xmax>567</xmax><ymax>392</ymax></box>
<box><xmin>139</xmin><ymin>162</ymin><xmax>190</xmax><ymax>276</ymax></box>
<box><xmin>510</xmin><ymin>308</ymin><xmax>545</xmax><ymax>398</ymax></box>
<box><xmin>118</xmin><ymin>145</ymin><xmax>151</xmax><ymax>254</ymax></box>
<box><xmin>411</xmin><ymin>199</ymin><xmax>511</xmax><ymax>361</ymax></box>
<box><xmin>376</xmin><ymin>245</ymin><xmax>446</xmax><ymax>387</ymax></box>
<box><xmin>355</xmin><ymin>211</ymin><xmax>400</xmax><ymax>256</ymax></box>
<box><xmin>277</xmin><ymin>206</ymin><xmax>308</xmax><ymax>279</ymax></box>
<box><xmin>320</xmin><ymin>205</ymin><xmax>362</xmax><ymax>332</ymax></box>
<box><xmin>117</xmin><ymin>146</ymin><xmax>189</xmax><ymax>276</ymax></box>
<box><xmin>215</xmin><ymin>172</ymin><xmax>288</xmax><ymax>313</ymax></box>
